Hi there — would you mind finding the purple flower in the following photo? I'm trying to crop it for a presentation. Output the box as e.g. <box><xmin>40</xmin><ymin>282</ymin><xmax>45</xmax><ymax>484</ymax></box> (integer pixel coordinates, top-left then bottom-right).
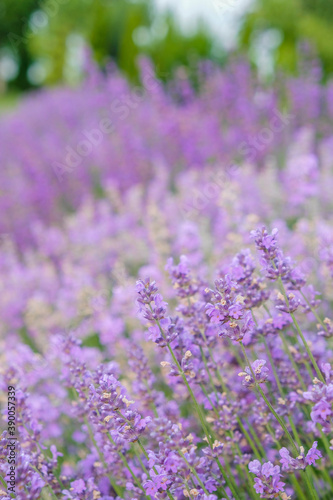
<box><xmin>251</xmin><ymin>227</ymin><xmax>306</xmax><ymax>290</ymax></box>
<box><xmin>218</xmin><ymin>311</ymin><xmax>254</xmax><ymax>342</ymax></box>
<box><xmin>143</xmin><ymin>479</ymin><xmax>158</xmax><ymax>496</ymax></box>
<box><xmin>164</xmin><ymin>452</ymin><xmax>180</xmax><ymax>473</ymax></box>
<box><xmin>239</xmin><ymin>359</ymin><xmax>269</xmax><ymax>388</ymax></box>
<box><xmin>312</xmin><ymin>400</ymin><xmax>331</xmax><ymax>422</ymax></box>
<box><xmin>250</xmin><ymin>227</ymin><xmax>279</xmax><ymax>259</ymax></box>
<box><xmin>150</xmin><ymin>465</ymin><xmax>170</xmax><ymax>490</ymax></box>
<box><xmin>279</xmin><ymin>448</ymin><xmax>297</xmax><ymax>470</ymax></box>
<box><xmin>206</xmin><ymin>304</ymin><xmax>227</xmax><ymax>323</ymax></box>
<box><xmin>249</xmin><ymin>460</ymin><xmax>262</xmax><ymax>475</ymax></box>
<box><xmin>205</xmin><ymin>275</ymin><xmax>247</xmax><ymax>332</ymax></box>
<box><xmin>305</xmin><ymin>442</ymin><xmax>322</xmax><ymax>466</ymax></box>
<box><xmin>279</xmin><ymin>442</ymin><xmax>322</xmax><ymax>471</ymax></box>
<box><xmin>71</xmin><ymin>479</ymin><xmax>86</xmax><ymax>494</ymax></box>
<box><xmin>166</xmin><ymin>255</ymin><xmax>198</xmax><ymax>297</ymax></box>
<box><xmin>249</xmin><ymin>460</ymin><xmax>285</xmax><ymax>498</ymax></box>
<box><xmin>229</xmin><ymin>249</ymin><xmax>270</xmax><ymax>309</ymax></box>
<box><xmin>303</xmin><ymin>370</ymin><xmax>333</xmax><ymax>432</ymax></box>
<box><xmin>229</xmin><ymin>303</ymin><xmax>244</xmax><ymax>320</ymax></box>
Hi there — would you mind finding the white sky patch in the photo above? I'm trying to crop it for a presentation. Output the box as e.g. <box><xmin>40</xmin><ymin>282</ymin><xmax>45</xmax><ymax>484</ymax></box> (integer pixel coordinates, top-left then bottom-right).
<box><xmin>153</xmin><ymin>0</ymin><xmax>254</xmax><ymax>49</ymax></box>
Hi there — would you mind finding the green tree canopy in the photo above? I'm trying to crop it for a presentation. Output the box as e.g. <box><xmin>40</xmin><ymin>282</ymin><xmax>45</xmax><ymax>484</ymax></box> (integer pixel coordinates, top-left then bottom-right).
<box><xmin>0</xmin><ymin>0</ymin><xmax>223</xmax><ymax>90</ymax></box>
<box><xmin>240</xmin><ymin>0</ymin><xmax>333</xmax><ymax>77</ymax></box>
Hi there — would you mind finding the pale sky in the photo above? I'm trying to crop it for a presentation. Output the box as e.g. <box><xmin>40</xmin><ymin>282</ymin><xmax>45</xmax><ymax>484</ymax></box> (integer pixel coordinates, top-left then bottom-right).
<box><xmin>153</xmin><ymin>0</ymin><xmax>254</xmax><ymax>49</ymax></box>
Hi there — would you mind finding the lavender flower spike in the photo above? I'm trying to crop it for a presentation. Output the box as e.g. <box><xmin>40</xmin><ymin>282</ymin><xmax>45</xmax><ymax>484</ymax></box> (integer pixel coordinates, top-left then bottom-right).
<box><xmin>239</xmin><ymin>359</ymin><xmax>269</xmax><ymax>388</ymax></box>
<box><xmin>248</xmin><ymin>460</ymin><xmax>286</xmax><ymax>498</ymax></box>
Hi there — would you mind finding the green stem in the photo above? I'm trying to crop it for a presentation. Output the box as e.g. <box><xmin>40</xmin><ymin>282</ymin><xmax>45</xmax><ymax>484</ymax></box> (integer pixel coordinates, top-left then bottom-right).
<box><xmin>166</xmin><ymin>343</ymin><xmax>238</xmax><ymax>499</ymax></box>
<box><xmin>319</xmin><ymin>428</ymin><xmax>333</xmax><ymax>467</ymax></box>
<box><xmin>134</xmin><ymin>447</ymin><xmax>150</xmax><ymax>476</ymax></box>
<box><xmin>183</xmin><ymin>482</ymin><xmax>194</xmax><ymax>500</ymax></box>
<box><xmin>231</xmin><ymin>340</ymin><xmax>246</xmax><ymax>367</ymax></box>
<box><xmin>84</xmin><ymin>417</ymin><xmax>123</xmax><ymax>497</ymax></box>
<box><xmin>290</xmin><ymin>310</ymin><xmax>324</xmax><ymax>383</ymax></box>
<box><xmin>0</xmin><ymin>475</ymin><xmax>7</xmax><ymax>489</ymax></box>
<box><xmin>242</xmin><ymin>332</ymin><xmax>319</xmax><ymax>500</ymax></box>
<box><xmin>263</xmin><ymin>426</ymin><xmax>310</xmax><ymax>498</ymax></box>
<box><xmin>236</xmin><ymin>417</ymin><xmax>262</xmax><ymax>460</ymax></box>
<box><xmin>150</xmin><ymin>306</ymin><xmax>242</xmax><ymax>500</ymax></box>
<box><xmin>199</xmin><ymin>345</ymin><xmax>219</xmax><ymax>401</ymax></box>
<box><xmin>240</xmin><ymin>343</ymin><xmax>298</xmax><ymax>454</ymax></box>
<box><xmin>263</xmin><ymin>336</ymin><xmax>284</xmax><ymax>396</ymax></box>
<box><xmin>304</xmin><ymin>468</ymin><xmax>320</xmax><ymax>500</ymax></box>
<box><xmin>290</xmin><ymin>474</ymin><xmax>307</xmax><ymax>500</ymax></box>
<box><xmin>262</xmin><ymin>336</ymin><xmax>303</xmax><ymax>449</ymax></box>
<box><xmin>135</xmin><ymin>436</ymin><xmax>149</xmax><ymax>460</ymax></box>
<box><xmin>201</xmin><ymin>330</ymin><xmax>228</xmax><ymax>392</ymax></box>
<box><xmin>200</xmin><ymin>383</ymin><xmax>218</xmax><ymax>417</ymax></box>
<box><xmin>166</xmin><ymin>342</ymin><xmax>212</xmax><ymax>441</ymax></box>
<box><xmin>107</xmin><ymin>433</ymin><xmax>149</xmax><ymax>497</ymax></box>
<box><xmin>160</xmin><ymin>338</ymin><xmax>237</xmax><ymax>499</ymax></box>
<box><xmin>201</xmin><ymin>367</ymin><xmax>261</xmax><ymax>493</ymax></box>
<box><xmin>252</xmin><ymin>308</ymin><xmax>284</xmax><ymax>398</ymax></box>
<box><xmin>179</xmin><ymin>450</ymin><xmax>210</xmax><ymax>495</ymax></box>
<box><xmin>299</xmin><ymin>290</ymin><xmax>328</xmax><ymax>333</ymax></box>
<box><xmin>136</xmin><ymin>439</ymin><xmax>176</xmax><ymax>500</ymax></box>
<box><xmin>114</xmin><ymin>413</ymin><xmax>176</xmax><ymax>500</ymax></box>
<box><xmin>265</xmin><ymin>421</ymin><xmax>279</xmax><ymax>446</ymax></box>
<box><xmin>143</xmin><ymin>380</ymin><xmax>159</xmax><ymax>417</ymax></box>
<box><xmin>279</xmin><ymin>332</ymin><xmax>307</xmax><ymax>391</ymax></box>
<box><xmin>277</xmin><ymin>276</ymin><xmax>325</xmax><ymax>383</ymax></box>
<box><xmin>288</xmin><ymin>416</ymin><xmax>302</xmax><ymax>446</ymax></box>
<box><xmin>244</xmin><ymin>417</ymin><xmax>266</xmax><ymax>457</ymax></box>
<box><xmin>303</xmin><ymin>357</ymin><xmax>316</xmax><ymax>379</ymax></box>
<box><xmin>31</xmin><ymin>466</ymin><xmax>58</xmax><ymax>500</ymax></box>
<box><xmin>258</xmin><ymin>384</ymin><xmax>298</xmax><ymax>453</ymax></box>
<box><xmin>200</xmin><ymin>332</ymin><xmax>262</xmax><ymax>468</ymax></box>
<box><xmin>232</xmin><ymin>439</ymin><xmax>260</xmax><ymax>500</ymax></box>
<box><xmin>320</xmin><ymin>467</ymin><xmax>333</xmax><ymax>493</ymax></box>
<box><xmin>41</xmin><ymin>489</ymin><xmax>52</xmax><ymax>500</ymax></box>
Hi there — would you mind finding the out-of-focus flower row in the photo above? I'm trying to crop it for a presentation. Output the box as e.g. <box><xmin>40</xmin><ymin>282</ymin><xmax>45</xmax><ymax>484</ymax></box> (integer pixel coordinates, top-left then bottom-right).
<box><xmin>1</xmin><ymin>56</ymin><xmax>333</xmax><ymax>247</ymax></box>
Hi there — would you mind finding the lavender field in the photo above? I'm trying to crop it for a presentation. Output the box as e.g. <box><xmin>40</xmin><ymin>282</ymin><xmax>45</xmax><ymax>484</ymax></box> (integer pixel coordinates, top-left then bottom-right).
<box><xmin>1</xmin><ymin>40</ymin><xmax>333</xmax><ymax>500</ymax></box>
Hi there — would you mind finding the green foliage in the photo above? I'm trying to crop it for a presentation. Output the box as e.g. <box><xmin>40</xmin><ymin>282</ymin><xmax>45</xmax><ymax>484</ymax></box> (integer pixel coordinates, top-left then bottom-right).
<box><xmin>0</xmin><ymin>0</ymin><xmax>222</xmax><ymax>90</ymax></box>
<box><xmin>240</xmin><ymin>0</ymin><xmax>333</xmax><ymax>76</ymax></box>
<box><xmin>28</xmin><ymin>0</ymin><xmax>152</xmax><ymax>84</ymax></box>
<box><xmin>32</xmin><ymin>0</ymin><xmax>221</xmax><ymax>84</ymax></box>
<box><xmin>81</xmin><ymin>332</ymin><xmax>105</xmax><ymax>351</ymax></box>
<box><xmin>0</xmin><ymin>0</ymin><xmax>40</xmax><ymax>89</ymax></box>
<box><xmin>145</xmin><ymin>14</ymin><xmax>219</xmax><ymax>82</ymax></box>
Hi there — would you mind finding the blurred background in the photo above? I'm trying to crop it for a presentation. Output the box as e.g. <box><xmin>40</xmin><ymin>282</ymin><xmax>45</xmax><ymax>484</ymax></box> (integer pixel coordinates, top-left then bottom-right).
<box><xmin>0</xmin><ymin>0</ymin><xmax>333</xmax><ymax>109</ymax></box>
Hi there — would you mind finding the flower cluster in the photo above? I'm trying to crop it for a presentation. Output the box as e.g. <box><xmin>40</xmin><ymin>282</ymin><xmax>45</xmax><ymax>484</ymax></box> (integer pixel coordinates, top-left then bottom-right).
<box><xmin>238</xmin><ymin>359</ymin><xmax>270</xmax><ymax>388</ymax></box>
<box><xmin>303</xmin><ymin>364</ymin><xmax>333</xmax><ymax>433</ymax></box>
<box><xmin>279</xmin><ymin>441</ymin><xmax>322</xmax><ymax>471</ymax></box>
<box><xmin>248</xmin><ymin>460</ymin><xmax>286</xmax><ymax>498</ymax></box>
<box><xmin>205</xmin><ymin>276</ymin><xmax>255</xmax><ymax>342</ymax></box>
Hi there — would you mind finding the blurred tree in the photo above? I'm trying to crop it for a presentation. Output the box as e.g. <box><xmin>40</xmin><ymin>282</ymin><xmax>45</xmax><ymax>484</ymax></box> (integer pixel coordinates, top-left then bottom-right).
<box><xmin>27</xmin><ymin>0</ymin><xmax>152</xmax><ymax>85</ymax></box>
<box><xmin>145</xmin><ymin>13</ymin><xmax>218</xmax><ymax>83</ymax></box>
<box><xmin>22</xmin><ymin>0</ymin><xmax>222</xmax><ymax>87</ymax></box>
<box><xmin>240</xmin><ymin>0</ymin><xmax>333</xmax><ymax>77</ymax></box>
<box><xmin>89</xmin><ymin>0</ymin><xmax>151</xmax><ymax>79</ymax></box>
<box><xmin>0</xmin><ymin>0</ymin><xmax>40</xmax><ymax>89</ymax></box>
